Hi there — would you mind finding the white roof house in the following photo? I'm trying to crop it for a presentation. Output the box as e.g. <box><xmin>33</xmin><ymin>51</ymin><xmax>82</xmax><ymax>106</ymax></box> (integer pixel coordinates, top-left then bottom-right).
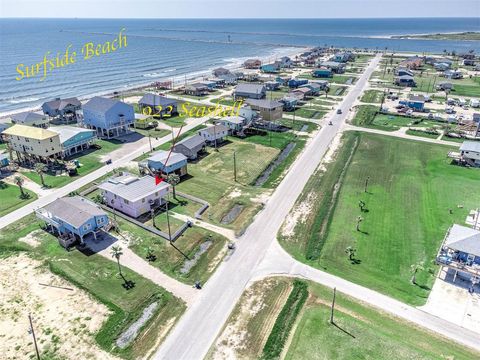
<box><xmin>444</xmin><ymin>224</ymin><xmax>480</xmax><ymax>257</ymax></box>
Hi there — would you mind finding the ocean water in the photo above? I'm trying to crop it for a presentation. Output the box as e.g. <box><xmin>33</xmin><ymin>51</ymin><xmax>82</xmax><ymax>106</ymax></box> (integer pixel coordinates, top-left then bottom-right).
<box><xmin>0</xmin><ymin>18</ymin><xmax>479</xmax><ymax>115</ymax></box>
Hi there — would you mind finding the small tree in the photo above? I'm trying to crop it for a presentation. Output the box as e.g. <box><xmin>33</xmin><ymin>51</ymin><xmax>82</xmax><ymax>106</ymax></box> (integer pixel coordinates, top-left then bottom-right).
<box><xmin>345</xmin><ymin>246</ymin><xmax>356</xmax><ymax>261</ymax></box>
<box><xmin>410</xmin><ymin>262</ymin><xmax>424</xmax><ymax>285</ymax></box>
<box><xmin>358</xmin><ymin>200</ymin><xmax>365</xmax><ymax>212</ymax></box>
<box><xmin>34</xmin><ymin>163</ymin><xmax>47</xmax><ymax>187</ymax></box>
<box><xmin>167</xmin><ymin>173</ymin><xmax>181</xmax><ymax>199</ymax></box>
<box><xmin>14</xmin><ymin>176</ymin><xmax>26</xmax><ymax>198</ymax></box>
<box><xmin>110</xmin><ymin>245</ymin><xmax>124</xmax><ymax>279</ymax></box>
<box><xmin>356</xmin><ymin>216</ymin><xmax>363</xmax><ymax>231</ymax></box>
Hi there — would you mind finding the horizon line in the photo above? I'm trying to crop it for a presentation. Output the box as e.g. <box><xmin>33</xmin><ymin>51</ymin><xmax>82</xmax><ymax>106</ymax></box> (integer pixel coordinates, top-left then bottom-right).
<box><xmin>0</xmin><ymin>16</ymin><xmax>479</xmax><ymax>20</ymax></box>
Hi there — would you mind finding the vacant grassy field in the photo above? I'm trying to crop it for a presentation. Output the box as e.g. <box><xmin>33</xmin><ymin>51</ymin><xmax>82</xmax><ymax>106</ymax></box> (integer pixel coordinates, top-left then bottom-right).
<box><xmin>0</xmin><ymin>215</ymin><xmax>185</xmax><ymax>359</ymax></box>
<box><xmin>280</xmin><ymin>132</ymin><xmax>479</xmax><ymax>305</ymax></box>
<box><xmin>0</xmin><ymin>182</ymin><xmax>37</xmax><ymax>217</ymax></box>
<box><xmin>285</xmin><ymin>281</ymin><xmax>480</xmax><ymax>360</ymax></box>
<box><xmin>405</xmin><ymin>128</ymin><xmax>440</xmax><ymax>139</ymax></box>
<box><xmin>360</xmin><ymin>89</ymin><xmax>384</xmax><ymax>103</ymax></box>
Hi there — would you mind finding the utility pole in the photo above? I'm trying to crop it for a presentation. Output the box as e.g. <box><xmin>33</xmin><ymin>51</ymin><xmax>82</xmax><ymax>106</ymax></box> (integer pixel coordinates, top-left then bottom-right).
<box><xmin>28</xmin><ymin>314</ymin><xmax>41</xmax><ymax>360</ymax></box>
<box><xmin>165</xmin><ymin>192</ymin><xmax>172</xmax><ymax>242</ymax></box>
<box><xmin>364</xmin><ymin>176</ymin><xmax>370</xmax><ymax>193</ymax></box>
<box><xmin>148</xmin><ymin>131</ymin><xmax>152</xmax><ymax>152</ymax></box>
<box><xmin>330</xmin><ymin>287</ymin><xmax>336</xmax><ymax>324</ymax></box>
<box><xmin>233</xmin><ymin>151</ymin><xmax>237</xmax><ymax>182</ymax></box>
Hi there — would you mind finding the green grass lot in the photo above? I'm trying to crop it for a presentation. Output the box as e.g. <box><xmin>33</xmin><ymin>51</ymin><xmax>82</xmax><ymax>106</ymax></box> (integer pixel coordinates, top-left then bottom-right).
<box><xmin>134</xmin><ymin>127</ymin><xmax>171</xmax><ymax>139</ymax></box>
<box><xmin>415</xmin><ymin>74</ymin><xmax>480</xmax><ymax>97</ymax></box>
<box><xmin>21</xmin><ymin>139</ymin><xmax>124</xmax><ymax>188</ymax></box>
<box><xmin>0</xmin><ymin>182</ymin><xmax>37</xmax><ymax>217</ymax></box>
<box><xmin>294</xmin><ymin>107</ymin><xmax>327</xmax><ymax>119</ymax></box>
<box><xmin>405</xmin><ymin>128</ymin><xmax>440</xmax><ymax>139</ymax></box>
<box><xmin>299</xmin><ymin>74</ymin><xmax>357</xmax><ymax>85</ymax></box>
<box><xmin>279</xmin><ymin>132</ymin><xmax>480</xmax><ymax>305</ymax></box>
<box><xmin>0</xmin><ymin>215</ymin><xmax>185</xmax><ymax>359</ymax></box>
<box><xmin>0</xmin><ymin>142</ymin><xmax>6</xmax><ymax>151</ymax></box>
<box><xmin>285</xmin><ymin>281</ymin><xmax>480</xmax><ymax>360</ymax></box>
<box><xmin>360</xmin><ymin>90</ymin><xmax>384</xmax><ymax>103</ymax></box>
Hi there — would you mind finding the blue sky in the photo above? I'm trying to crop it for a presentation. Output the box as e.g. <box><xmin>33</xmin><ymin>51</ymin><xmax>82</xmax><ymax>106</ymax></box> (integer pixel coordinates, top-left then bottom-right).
<box><xmin>1</xmin><ymin>0</ymin><xmax>479</xmax><ymax>18</ymax></box>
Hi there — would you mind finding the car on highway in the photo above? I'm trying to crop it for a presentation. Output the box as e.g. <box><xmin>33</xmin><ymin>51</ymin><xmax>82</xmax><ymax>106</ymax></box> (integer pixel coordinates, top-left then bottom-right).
<box><xmin>336</xmin><ymin>109</ymin><xmax>342</xmax><ymax>114</ymax></box>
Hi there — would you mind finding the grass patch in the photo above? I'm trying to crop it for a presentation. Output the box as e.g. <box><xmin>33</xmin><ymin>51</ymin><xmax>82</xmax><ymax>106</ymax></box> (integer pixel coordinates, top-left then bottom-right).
<box><xmin>360</xmin><ymin>90</ymin><xmax>384</xmax><ymax>103</ymax></box>
<box><xmin>280</xmin><ymin>132</ymin><xmax>478</xmax><ymax>305</ymax></box>
<box><xmin>406</xmin><ymin>128</ymin><xmax>440</xmax><ymax>139</ymax></box>
<box><xmin>0</xmin><ymin>181</ymin><xmax>37</xmax><ymax>217</ymax></box>
<box><xmin>261</xmin><ymin>280</ymin><xmax>308</xmax><ymax>359</ymax></box>
<box><xmin>285</xmin><ymin>281</ymin><xmax>480</xmax><ymax>360</ymax></box>
<box><xmin>0</xmin><ymin>215</ymin><xmax>185</xmax><ymax>359</ymax></box>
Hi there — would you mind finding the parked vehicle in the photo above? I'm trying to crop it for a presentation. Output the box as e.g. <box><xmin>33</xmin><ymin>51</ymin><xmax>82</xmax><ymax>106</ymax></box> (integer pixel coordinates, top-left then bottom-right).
<box><xmin>336</xmin><ymin>109</ymin><xmax>342</xmax><ymax>114</ymax></box>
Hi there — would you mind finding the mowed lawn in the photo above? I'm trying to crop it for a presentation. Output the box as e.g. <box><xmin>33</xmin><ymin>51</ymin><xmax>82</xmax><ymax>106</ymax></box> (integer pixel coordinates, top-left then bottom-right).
<box><xmin>280</xmin><ymin>132</ymin><xmax>480</xmax><ymax>305</ymax></box>
<box><xmin>0</xmin><ymin>182</ymin><xmax>37</xmax><ymax>217</ymax></box>
<box><xmin>285</xmin><ymin>282</ymin><xmax>480</xmax><ymax>360</ymax></box>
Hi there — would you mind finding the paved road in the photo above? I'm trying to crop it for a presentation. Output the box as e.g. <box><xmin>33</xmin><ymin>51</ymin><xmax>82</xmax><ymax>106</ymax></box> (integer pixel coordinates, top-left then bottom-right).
<box><xmin>253</xmin><ymin>241</ymin><xmax>480</xmax><ymax>352</ymax></box>
<box><xmin>154</xmin><ymin>54</ymin><xmax>383</xmax><ymax>360</ymax></box>
<box><xmin>0</xmin><ymin>117</ymin><xmax>207</xmax><ymax>230</ymax></box>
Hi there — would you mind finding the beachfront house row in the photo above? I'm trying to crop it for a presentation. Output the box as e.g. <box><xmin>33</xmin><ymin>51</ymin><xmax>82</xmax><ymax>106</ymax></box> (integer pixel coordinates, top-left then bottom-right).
<box><xmin>436</xmin><ymin>224</ymin><xmax>480</xmax><ymax>281</ymax></box>
<box><xmin>233</xmin><ymin>83</ymin><xmax>266</xmax><ymax>100</ymax></box>
<box><xmin>82</xmin><ymin>96</ymin><xmax>135</xmax><ymax>139</ymax></box>
<box><xmin>147</xmin><ymin>150</ymin><xmax>188</xmax><ymax>176</ymax></box>
<box><xmin>244</xmin><ymin>59</ymin><xmax>262</xmax><ymax>69</ymax></box>
<box><xmin>35</xmin><ymin>196</ymin><xmax>109</xmax><ymax>247</ymax></box>
<box><xmin>138</xmin><ymin>94</ymin><xmax>178</xmax><ymax>117</ymax></box>
<box><xmin>172</xmin><ymin>134</ymin><xmax>206</xmax><ymax>160</ymax></box>
<box><xmin>245</xmin><ymin>99</ymin><xmax>283</xmax><ymax>121</ymax></box>
<box><xmin>2</xmin><ymin>124</ymin><xmax>62</xmax><ymax>162</ymax></box>
<box><xmin>460</xmin><ymin>141</ymin><xmax>480</xmax><ymax>167</ymax></box>
<box><xmin>198</xmin><ymin>124</ymin><xmax>229</xmax><ymax>145</ymax></box>
<box><xmin>42</xmin><ymin>97</ymin><xmax>82</xmax><ymax>120</ymax></box>
<box><xmin>213</xmin><ymin>67</ymin><xmax>231</xmax><ymax>77</ymax></box>
<box><xmin>218</xmin><ymin>73</ymin><xmax>238</xmax><ymax>85</ymax></box>
<box><xmin>10</xmin><ymin>111</ymin><xmax>50</xmax><ymax>128</ymax></box>
<box><xmin>261</xmin><ymin>63</ymin><xmax>281</xmax><ymax>73</ymax></box>
<box><xmin>98</xmin><ymin>172</ymin><xmax>170</xmax><ymax>218</ymax></box>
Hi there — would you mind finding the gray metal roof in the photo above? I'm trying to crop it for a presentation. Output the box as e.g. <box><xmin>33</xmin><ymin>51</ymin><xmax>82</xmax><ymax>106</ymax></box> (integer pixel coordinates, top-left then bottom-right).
<box><xmin>199</xmin><ymin>124</ymin><xmax>229</xmax><ymax>136</ymax></box>
<box><xmin>235</xmin><ymin>83</ymin><xmax>266</xmax><ymax>95</ymax></box>
<box><xmin>460</xmin><ymin>141</ymin><xmax>480</xmax><ymax>153</ymax></box>
<box><xmin>220</xmin><ymin>116</ymin><xmax>245</xmax><ymax>125</ymax></box>
<box><xmin>83</xmin><ymin>96</ymin><xmax>124</xmax><ymax>112</ymax></box>
<box><xmin>148</xmin><ymin>150</ymin><xmax>187</xmax><ymax>165</ymax></box>
<box><xmin>11</xmin><ymin>112</ymin><xmax>47</xmax><ymax>124</ymax></box>
<box><xmin>49</xmin><ymin>126</ymin><xmax>95</xmax><ymax>144</ymax></box>
<box><xmin>445</xmin><ymin>224</ymin><xmax>480</xmax><ymax>256</ymax></box>
<box><xmin>139</xmin><ymin>94</ymin><xmax>177</xmax><ymax>107</ymax></box>
<box><xmin>98</xmin><ymin>173</ymin><xmax>170</xmax><ymax>202</ymax></box>
<box><xmin>175</xmin><ymin>134</ymin><xmax>206</xmax><ymax>150</ymax></box>
<box><xmin>245</xmin><ymin>99</ymin><xmax>283</xmax><ymax>109</ymax></box>
<box><xmin>43</xmin><ymin>196</ymin><xmax>106</xmax><ymax>228</ymax></box>
<box><xmin>43</xmin><ymin>97</ymin><xmax>81</xmax><ymax>111</ymax></box>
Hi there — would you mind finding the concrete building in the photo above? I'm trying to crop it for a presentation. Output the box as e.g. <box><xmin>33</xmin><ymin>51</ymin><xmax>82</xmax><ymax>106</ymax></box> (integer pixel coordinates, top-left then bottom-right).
<box><xmin>35</xmin><ymin>196</ymin><xmax>109</xmax><ymax>247</ymax></box>
<box><xmin>82</xmin><ymin>96</ymin><xmax>134</xmax><ymax>139</ymax></box>
<box><xmin>98</xmin><ymin>172</ymin><xmax>170</xmax><ymax>218</ymax></box>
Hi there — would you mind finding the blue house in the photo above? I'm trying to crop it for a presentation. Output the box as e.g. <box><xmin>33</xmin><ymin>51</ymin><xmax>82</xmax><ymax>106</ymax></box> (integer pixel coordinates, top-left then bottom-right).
<box><xmin>261</xmin><ymin>63</ymin><xmax>280</xmax><ymax>73</ymax></box>
<box><xmin>312</xmin><ymin>68</ymin><xmax>333</xmax><ymax>78</ymax></box>
<box><xmin>147</xmin><ymin>150</ymin><xmax>188</xmax><ymax>177</ymax></box>
<box><xmin>288</xmin><ymin>79</ymin><xmax>309</xmax><ymax>88</ymax></box>
<box><xmin>399</xmin><ymin>96</ymin><xmax>425</xmax><ymax>112</ymax></box>
<box><xmin>82</xmin><ymin>96</ymin><xmax>135</xmax><ymax>139</ymax></box>
<box><xmin>0</xmin><ymin>152</ymin><xmax>9</xmax><ymax>169</ymax></box>
<box><xmin>437</xmin><ymin>224</ymin><xmax>480</xmax><ymax>282</ymax></box>
<box><xmin>265</xmin><ymin>81</ymin><xmax>280</xmax><ymax>91</ymax></box>
<box><xmin>36</xmin><ymin>196</ymin><xmax>109</xmax><ymax>247</ymax></box>
<box><xmin>50</xmin><ymin>126</ymin><xmax>97</xmax><ymax>157</ymax></box>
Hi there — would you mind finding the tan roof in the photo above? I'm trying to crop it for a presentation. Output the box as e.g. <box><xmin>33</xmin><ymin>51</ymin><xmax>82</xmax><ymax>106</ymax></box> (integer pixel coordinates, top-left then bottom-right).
<box><xmin>2</xmin><ymin>124</ymin><xmax>57</xmax><ymax>140</ymax></box>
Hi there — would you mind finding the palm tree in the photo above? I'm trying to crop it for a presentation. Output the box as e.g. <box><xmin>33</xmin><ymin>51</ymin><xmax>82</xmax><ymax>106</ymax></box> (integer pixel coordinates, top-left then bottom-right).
<box><xmin>34</xmin><ymin>163</ymin><xmax>47</xmax><ymax>187</ymax></box>
<box><xmin>345</xmin><ymin>246</ymin><xmax>356</xmax><ymax>261</ymax></box>
<box><xmin>411</xmin><ymin>262</ymin><xmax>424</xmax><ymax>285</ymax></box>
<box><xmin>356</xmin><ymin>216</ymin><xmax>363</xmax><ymax>231</ymax></box>
<box><xmin>167</xmin><ymin>173</ymin><xmax>181</xmax><ymax>199</ymax></box>
<box><xmin>110</xmin><ymin>245</ymin><xmax>124</xmax><ymax>279</ymax></box>
<box><xmin>14</xmin><ymin>176</ymin><xmax>26</xmax><ymax>198</ymax></box>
